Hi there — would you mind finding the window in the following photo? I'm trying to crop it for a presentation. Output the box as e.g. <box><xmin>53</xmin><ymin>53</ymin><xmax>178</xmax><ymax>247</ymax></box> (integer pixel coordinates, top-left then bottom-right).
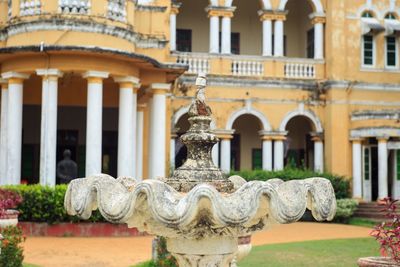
<box><xmin>363</xmin><ymin>35</ymin><xmax>374</xmax><ymax>66</ymax></box>
<box><xmin>364</xmin><ymin>147</ymin><xmax>370</xmax><ymax>181</ymax></box>
<box><xmin>307</xmin><ymin>28</ymin><xmax>315</xmax><ymax>59</ymax></box>
<box><xmin>252</xmin><ymin>149</ymin><xmax>262</xmax><ymax>170</ymax></box>
<box><xmin>386</xmin><ymin>36</ymin><xmax>397</xmax><ymax>67</ymax></box>
<box><xmin>231</xmin><ymin>33</ymin><xmax>240</xmax><ymax>55</ymax></box>
<box><xmin>362</xmin><ymin>11</ymin><xmax>374</xmax><ymax>18</ymax></box>
<box><xmin>176</xmin><ymin>29</ymin><xmax>192</xmax><ymax>52</ymax></box>
<box><xmin>385</xmin><ymin>13</ymin><xmax>397</xmax><ymax>20</ymax></box>
<box><xmin>218</xmin><ymin>32</ymin><xmax>240</xmax><ymax>54</ymax></box>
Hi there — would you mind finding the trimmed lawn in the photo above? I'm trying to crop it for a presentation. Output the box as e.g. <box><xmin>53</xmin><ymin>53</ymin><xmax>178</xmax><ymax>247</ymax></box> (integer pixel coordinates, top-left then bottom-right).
<box><xmin>240</xmin><ymin>238</ymin><xmax>379</xmax><ymax>267</ymax></box>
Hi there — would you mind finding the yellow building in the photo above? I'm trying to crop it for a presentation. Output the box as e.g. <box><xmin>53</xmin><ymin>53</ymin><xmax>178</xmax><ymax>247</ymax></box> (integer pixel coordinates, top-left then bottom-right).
<box><xmin>0</xmin><ymin>0</ymin><xmax>399</xmax><ymax>202</ymax></box>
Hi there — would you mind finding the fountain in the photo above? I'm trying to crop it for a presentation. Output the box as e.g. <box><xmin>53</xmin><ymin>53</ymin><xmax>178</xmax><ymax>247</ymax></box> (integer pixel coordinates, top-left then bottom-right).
<box><xmin>65</xmin><ymin>74</ymin><xmax>336</xmax><ymax>267</ymax></box>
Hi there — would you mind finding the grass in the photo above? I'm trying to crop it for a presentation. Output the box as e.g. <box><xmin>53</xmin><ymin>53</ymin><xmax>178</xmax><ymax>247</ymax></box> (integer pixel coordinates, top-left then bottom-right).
<box><xmin>348</xmin><ymin>217</ymin><xmax>377</xmax><ymax>228</ymax></box>
<box><xmin>134</xmin><ymin>238</ymin><xmax>379</xmax><ymax>267</ymax></box>
<box><xmin>240</xmin><ymin>238</ymin><xmax>379</xmax><ymax>267</ymax></box>
<box><xmin>23</xmin><ymin>264</ymin><xmax>41</xmax><ymax>267</ymax></box>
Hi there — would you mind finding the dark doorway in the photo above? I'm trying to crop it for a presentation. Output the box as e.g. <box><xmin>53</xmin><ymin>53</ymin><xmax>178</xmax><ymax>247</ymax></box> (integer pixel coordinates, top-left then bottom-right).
<box><xmin>371</xmin><ymin>146</ymin><xmax>379</xmax><ymax>201</ymax></box>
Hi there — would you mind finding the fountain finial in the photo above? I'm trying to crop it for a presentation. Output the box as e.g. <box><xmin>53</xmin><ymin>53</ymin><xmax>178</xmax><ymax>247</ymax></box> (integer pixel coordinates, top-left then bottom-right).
<box><xmin>165</xmin><ymin>73</ymin><xmax>235</xmax><ymax>193</ymax></box>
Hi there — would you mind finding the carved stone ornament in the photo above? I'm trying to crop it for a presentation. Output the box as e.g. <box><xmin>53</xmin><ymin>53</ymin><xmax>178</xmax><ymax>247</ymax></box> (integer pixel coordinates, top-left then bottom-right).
<box><xmin>65</xmin><ymin>73</ymin><xmax>337</xmax><ymax>267</ymax></box>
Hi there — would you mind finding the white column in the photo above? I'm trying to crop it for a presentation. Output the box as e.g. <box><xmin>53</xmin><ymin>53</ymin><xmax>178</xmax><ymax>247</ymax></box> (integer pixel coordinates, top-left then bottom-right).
<box><xmin>313</xmin><ymin>135</ymin><xmax>324</xmax><ymax>173</ymax></box>
<box><xmin>170</xmin><ymin>12</ymin><xmax>177</xmax><ymax>51</ymax></box>
<box><xmin>37</xmin><ymin>69</ymin><xmax>63</xmax><ymax>186</ymax></box>
<box><xmin>221</xmin><ymin>15</ymin><xmax>231</xmax><ymax>54</ymax></box>
<box><xmin>262</xmin><ymin>139</ymin><xmax>273</xmax><ymax>171</ymax></box>
<box><xmin>212</xmin><ymin>143</ymin><xmax>219</xmax><ymax>167</ymax></box>
<box><xmin>209</xmin><ymin>14</ymin><xmax>220</xmax><ymax>54</ymax></box>
<box><xmin>83</xmin><ymin>71</ymin><xmax>109</xmax><ymax>177</ymax></box>
<box><xmin>262</xmin><ymin>19</ymin><xmax>273</xmax><ymax>56</ymax></box>
<box><xmin>274</xmin><ymin>19</ymin><xmax>284</xmax><ymax>57</ymax></box>
<box><xmin>220</xmin><ymin>138</ymin><xmax>231</xmax><ymax>173</ymax></box>
<box><xmin>314</xmin><ymin>22</ymin><xmax>324</xmax><ymax>59</ymax></box>
<box><xmin>148</xmin><ymin>83</ymin><xmax>170</xmax><ymax>179</ymax></box>
<box><xmin>136</xmin><ymin>104</ymin><xmax>145</xmax><ymax>181</ymax></box>
<box><xmin>170</xmin><ymin>131</ymin><xmax>177</xmax><ymax>171</ymax></box>
<box><xmin>378</xmin><ymin>137</ymin><xmax>389</xmax><ymax>199</ymax></box>
<box><xmin>2</xmin><ymin>72</ymin><xmax>29</xmax><ymax>185</ymax></box>
<box><xmin>352</xmin><ymin>139</ymin><xmax>363</xmax><ymax>199</ymax></box>
<box><xmin>274</xmin><ymin>138</ymin><xmax>285</xmax><ymax>171</ymax></box>
<box><xmin>0</xmin><ymin>80</ymin><xmax>8</xmax><ymax>185</ymax></box>
<box><xmin>115</xmin><ymin>77</ymin><xmax>140</xmax><ymax>178</ymax></box>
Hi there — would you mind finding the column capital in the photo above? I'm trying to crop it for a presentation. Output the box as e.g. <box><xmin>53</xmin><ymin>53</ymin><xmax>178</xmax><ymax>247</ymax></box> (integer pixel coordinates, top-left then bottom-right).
<box><xmin>259</xmin><ymin>131</ymin><xmax>288</xmax><ymax>140</ymax></box>
<box><xmin>83</xmin><ymin>71</ymin><xmax>109</xmax><ymax>83</ymax></box>
<box><xmin>206</xmin><ymin>6</ymin><xmax>236</xmax><ymax>18</ymax></box>
<box><xmin>310</xmin><ymin>132</ymin><xmax>324</xmax><ymax>142</ymax></box>
<box><xmin>258</xmin><ymin>10</ymin><xmax>276</xmax><ymax>21</ymax></box>
<box><xmin>36</xmin><ymin>69</ymin><xmax>64</xmax><ymax>79</ymax></box>
<box><xmin>309</xmin><ymin>12</ymin><xmax>326</xmax><ymax>24</ymax></box>
<box><xmin>114</xmin><ymin>76</ymin><xmax>141</xmax><ymax>89</ymax></box>
<box><xmin>1</xmin><ymin>72</ymin><xmax>29</xmax><ymax>84</ymax></box>
<box><xmin>377</xmin><ymin>136</ymin><xmax>390</xmax><ymax>142</ymax></box>
<box><xmin>213</xmin><ymin>129</ymin><xmax>235</xmax><ymax>140</ymax></box>
<box><xmin>0</xmin><ymin>79</ymin><xmax>8</xmax><ymax>89</ymax></box>
<box><xmin>151</xmin><ymin>83</ymin><xmax>171</xmax><ymax>95</ymax></box>
<box><xmin>350</xmin><ymin>137</ymin><xmax>364</xmax><ymax>143</ymax></box>
<box><xmin>171</xmin><ymin>2</ymin><xmax>181</xmax><ymax>15</ymax></box>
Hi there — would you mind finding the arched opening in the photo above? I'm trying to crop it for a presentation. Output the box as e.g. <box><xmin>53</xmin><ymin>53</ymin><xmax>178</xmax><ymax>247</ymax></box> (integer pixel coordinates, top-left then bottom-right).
<box><xmin>174</xmin><ymin>113</ymin><xmax>190</xmax><ymax>168</ymax></box>
<box><xmin>284</xmin><ymin>116</ymin><xmax>314</xmax><ymax>169</ymax></box>
<box><xmin>284</xmin><ymin>0</ymin><xmax>314</xmax><ymax>58</ymax></box>
<box><xmin>176</xmin><ymin>0</ymin><xmax>209</xmax><ymax>53</ymax></box>
<box><xmin>231</xmin><ymin>0</ymin><xmax>263</xmax><ymax>55</ymax></box>
<box><xmin>231</xmin><ymin>114</ymin><xmax>263</xmax><ymax>171</ymax></box>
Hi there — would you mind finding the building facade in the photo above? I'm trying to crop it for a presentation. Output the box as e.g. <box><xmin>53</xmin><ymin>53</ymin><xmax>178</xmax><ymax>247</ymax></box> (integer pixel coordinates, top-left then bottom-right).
<box><xmin>0</xmin><ymin>0</ymin><xmax>399</xmax><ymax>202</ymax></box>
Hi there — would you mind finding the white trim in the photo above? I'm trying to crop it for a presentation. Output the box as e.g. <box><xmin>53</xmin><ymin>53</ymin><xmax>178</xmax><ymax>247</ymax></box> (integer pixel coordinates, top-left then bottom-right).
<box><xmin>356</xmin><ymin>4</ymin><xmax>382</xmax><ymax>19</ymax></box>
<box><xmin>351</xmin><ymin>127</ymin><xmax>400</xmax><ymax>138</ymax></box>
<box><xmin>226</xmin><ymin>107</ymin><xmax>271</xmax><ymax>131</ymax></box>
<box><xmin>385</xmin><ymin>35</ymin><xmax>399</xmax><ymax>69</ymax></box>
<box><xmin>361</xmin><ymin>34</ymin><xmax>376</xmax><ymax>69</ymax></box>
<box><xmin>279</xmin><ymin>108</ymin><xmax>323</xmax><ymax>133</ymax></box>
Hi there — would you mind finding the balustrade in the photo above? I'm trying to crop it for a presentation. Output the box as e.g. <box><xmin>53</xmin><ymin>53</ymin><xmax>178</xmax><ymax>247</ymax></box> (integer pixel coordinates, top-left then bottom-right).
<box><xmin>176</xmin><ymin>53</ymin><xmax>210</xmax><ymax>74</ymax></box>
<box><xmin>231</xmin><ymin>60</ymin><xmax>264</xmax><ymax>76</ymax></box>
<box><xmin>20</xmin><ymin>0</ymin><xmax>41</xmax><ymax>16</ymax></box>
<box><xmin>108</xmin><ymin>0</ymin><xmax>126</xmax><ymax>21</ymax></box>
<box><xmin>59</xmin><ymin>0</ymin><xmax>90</xmax><ymax>14</ymax></box>
<box><xmin>284</xmin><ymin>63</ymin><xmax>316</xmax><ymax>79</ymax></box>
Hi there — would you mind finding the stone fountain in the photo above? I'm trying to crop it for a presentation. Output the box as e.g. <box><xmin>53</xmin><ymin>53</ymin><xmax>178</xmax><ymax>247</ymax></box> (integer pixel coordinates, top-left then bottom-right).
<box><xmin>65</xmin><ymin>74</ymin><xmax>336</xmax><ymax>267</ymax></box>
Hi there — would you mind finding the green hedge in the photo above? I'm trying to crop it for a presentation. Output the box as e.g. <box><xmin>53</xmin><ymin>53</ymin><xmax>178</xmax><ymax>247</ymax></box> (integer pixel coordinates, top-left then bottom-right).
<box><xmin>230</xmin><ymin>168</ymin><xmax>351</xmax><ymax>199</ymax></box>
<box><xmin>2</xmin><ymin>184</ymin><xmax>105</xmax><ymax>224</ymax></box>
<box><xmin>333</xmin><ymin>198</ymin><xmax>359</xmax><ymax>223</ymax></box>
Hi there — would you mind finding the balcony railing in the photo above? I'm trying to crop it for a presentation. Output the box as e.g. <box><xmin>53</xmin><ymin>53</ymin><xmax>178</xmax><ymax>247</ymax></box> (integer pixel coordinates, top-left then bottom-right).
<box><xmin>59</xmin><ymin>0</ymin><xmax>90</xmax><ymax>14</ymax></box>
<box><xmin>176</xmin><ymin>53</ymin><xmax>211</xmax><ymax>74</ymax></box>
<box><xmin>172</xmin><ymin>52</ymin><xmax>325</xmax><ymax>80</ymax></box>
<box><xmin>108</xmin><ymin>0</ymin><xmax>126</xmax><ymax>21</ymax></box>
<box><xmin>20</xmin><ymin>0</ymin><xmax>41</xmax><ymax>16</ymax></box>
<box><xmin>232</xmin><ymin>59</ymin><xmax>264</xmax><ymax>76</ymax></box>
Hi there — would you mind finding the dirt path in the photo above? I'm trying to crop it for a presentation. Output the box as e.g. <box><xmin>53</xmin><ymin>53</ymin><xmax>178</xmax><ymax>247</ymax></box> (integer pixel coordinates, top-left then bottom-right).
<box><xmin>23</xmin><ymin>222</ymin><xmax>372</xmax><ymax>267</ymax></box>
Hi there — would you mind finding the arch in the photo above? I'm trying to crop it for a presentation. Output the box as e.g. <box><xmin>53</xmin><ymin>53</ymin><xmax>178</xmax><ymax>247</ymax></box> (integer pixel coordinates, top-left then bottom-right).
<box><xmin>278</xmin><ymin>0</ymin><xmax>324</xmax><ymax>13</ymax></box>
<box><xmin>226</xmin><ymin>107</ymin><xmax>271</xmax><ymax>131</ymax></box>
<box><xmin>172</xmin><ymin>105</ymin><xmax>216</xmax><ymax>130</ymax></box>
<box><xmin>356</xmin><ymin>5</ymin><xmax>382</xmax><ymax>20</ymax></box>
<box><xmin>279</xmin><ymin>108</ymin><xmax>323</xmax><ymax>133</ymax></box>
<box><xmin>229</xmin><ymin>0</ymin><xmax>271</xmax><ymax>9</ymax></box>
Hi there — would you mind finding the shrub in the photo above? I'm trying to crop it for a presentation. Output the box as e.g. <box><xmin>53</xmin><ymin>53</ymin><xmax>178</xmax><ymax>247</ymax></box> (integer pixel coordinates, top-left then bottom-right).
<box><xmin>0</xmin><ymin>226</ymin><xmax>25</xmax><ymax>267</ymax></box>
<box><xmin>0</xmin><ymin>189</ymin><xmax>22</xmax><ymax>216</ymax></box>
<box><xmin>333</xmin><ymin>198</ymin><xmax>359</xmax><ymax>223</ymax></box>
<box><xmin>230</xmin><ymin>168</ymin><xmax>351</xmax><ymax>199</ymax></box>
<box><xmin>2</xmin><ymin>184</ymin><xmax>105</xmax><ymax>224</ymax></box>
<box><xmin>371</xmin><ymin>198</ymin><xmax>400</xmax><ymax>263</ymax></box>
